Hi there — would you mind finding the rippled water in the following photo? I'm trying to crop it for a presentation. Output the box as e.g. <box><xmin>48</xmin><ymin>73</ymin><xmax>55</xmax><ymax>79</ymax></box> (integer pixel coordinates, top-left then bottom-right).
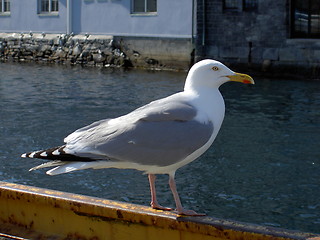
<box><xmin>0</xmin><ymin>62</ymin><xmax>319</xmax><ymax>233</ymax></box>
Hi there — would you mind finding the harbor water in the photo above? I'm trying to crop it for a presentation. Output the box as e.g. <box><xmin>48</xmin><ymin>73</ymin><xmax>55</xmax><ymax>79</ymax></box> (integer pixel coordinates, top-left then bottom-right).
<box><xmin>0</xmin><ymin>62</ymin><xmax>319</xmax><ymax>234</ymax></box>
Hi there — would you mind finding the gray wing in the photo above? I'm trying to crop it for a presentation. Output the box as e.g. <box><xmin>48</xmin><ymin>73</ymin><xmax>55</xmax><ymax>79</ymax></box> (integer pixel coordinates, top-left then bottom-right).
<box><xmin>64</xmin><ymin>98</ymin><xmax>214</xmax><ymax>167</ymax></box>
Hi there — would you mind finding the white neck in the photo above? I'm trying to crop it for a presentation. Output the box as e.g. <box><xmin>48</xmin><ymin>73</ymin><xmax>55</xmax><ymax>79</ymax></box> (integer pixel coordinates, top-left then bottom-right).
<box><xmin>184</xmin><ymin>87</ymin><xmax>225</xmax><ymax>129</ymax></box>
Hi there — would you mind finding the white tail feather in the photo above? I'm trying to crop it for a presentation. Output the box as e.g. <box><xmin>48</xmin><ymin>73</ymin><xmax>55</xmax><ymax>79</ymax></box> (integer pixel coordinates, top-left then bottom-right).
<box><xmin>29</xmin><ymin>161</ymin><xmax>66</xmax><ymax>172</ymax></box>
<box><xmin>45</xmin><ymin>161</ymin><xmax>117</xmax><ymax>175</ymax></box>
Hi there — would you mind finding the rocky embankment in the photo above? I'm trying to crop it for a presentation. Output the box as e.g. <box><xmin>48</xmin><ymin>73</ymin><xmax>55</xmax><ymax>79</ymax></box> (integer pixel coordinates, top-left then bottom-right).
<box><xmin>0</xmin><ymin>33</ymin><xmax>160</xmax><ymax>68</ymax></box>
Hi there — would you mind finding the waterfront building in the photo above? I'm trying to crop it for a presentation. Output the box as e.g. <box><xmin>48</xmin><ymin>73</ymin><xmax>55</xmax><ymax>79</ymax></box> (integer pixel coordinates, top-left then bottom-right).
<box><xmin>0</xmin><ymin>0</ymin><xmax>194</xmax><ymax>69</ymax></box>
<box><xmin>0</xmin><ymin>0</ymin><xmax>319</xmax><ymax>74</ymax></box>
<box><xmin>197</xmin><ymin>0</ymin><xmax>320</xmax><ymax>76</ymax></box>
<box><xmin>0</xmin><ymin>0</ymin><xmax>194</xmax><ymax>38</ymax></box>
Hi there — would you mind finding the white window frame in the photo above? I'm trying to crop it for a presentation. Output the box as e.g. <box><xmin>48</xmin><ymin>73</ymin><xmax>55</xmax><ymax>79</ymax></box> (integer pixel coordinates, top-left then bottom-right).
<box><xmin>132</xmin><ymin>0</ymin><xmax>157</xmax><ymax>14</ymax></box>
<box><xmin>38</xmin><ymin>0</ymin><xmax>59</xmax><ymax>15</ymax></box>
<box><xmin>0</xmin><ymin>0</ymin><xmax>10</xmax><ymax>14</ymax></box>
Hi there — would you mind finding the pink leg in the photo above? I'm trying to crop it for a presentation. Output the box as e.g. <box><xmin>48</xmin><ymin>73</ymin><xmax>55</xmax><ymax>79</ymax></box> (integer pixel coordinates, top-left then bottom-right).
<box><xmin>148</xmin><ymin>174</ymin><xmax>173</xmax><ymax>211</ymax></box>
<box><xmin>168</xmin><ymin>173</ymin><xmax>205</xmax><ymax>216</ymax></box>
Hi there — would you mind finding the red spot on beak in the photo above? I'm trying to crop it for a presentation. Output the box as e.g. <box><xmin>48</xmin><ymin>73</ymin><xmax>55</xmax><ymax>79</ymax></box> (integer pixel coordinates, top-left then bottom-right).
<box><xmin>243</xmin><ymin>79</ymin><xmax>252</xmax><ymax>84</ymax></box>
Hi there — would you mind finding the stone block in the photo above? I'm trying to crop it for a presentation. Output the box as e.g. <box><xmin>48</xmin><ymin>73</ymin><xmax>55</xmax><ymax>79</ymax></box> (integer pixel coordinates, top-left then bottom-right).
<box><xmin>313</xmin><ymin>50</ymin><xmax>320</xmax><ymax>62</ymax></box>
<box><xmin>279</xmin><ymin>47</ymin><xmax>310</xmax><ymax>62</ymax></box>
<box><xmin>206</xmin><ymin>45</ymin><xmax>218</xmax><ymax>57</ymax></box>
<box><xmin>263</xmin><ymin>48</ymin><xmax>279</xmax><ymax>60</ymax></box>
<box><xmin>219</xmin><ymin>46</ymin><xmax>249</xmax><ymax>59</ymax></box>
<box><xmin>251</xmin><ymin>47</ymin><xmax>263</xmax><ymax>60</ymax></box>
<box><xmin>279</xmin><ymin>48</ymin><xmax>297</xmax><ymax>61</ymax></box>
<box><xmin>7</xmin><ymin>40</ymin><xmax>16</xmax><ymax>47</ymax></box>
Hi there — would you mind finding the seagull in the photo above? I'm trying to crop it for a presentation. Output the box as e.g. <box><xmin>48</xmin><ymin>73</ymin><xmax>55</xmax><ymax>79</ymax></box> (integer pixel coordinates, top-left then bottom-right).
<box><xmin>21</xmin><ymin>59</ymin><xmax>254</xmax><ymax>216</ymax></box>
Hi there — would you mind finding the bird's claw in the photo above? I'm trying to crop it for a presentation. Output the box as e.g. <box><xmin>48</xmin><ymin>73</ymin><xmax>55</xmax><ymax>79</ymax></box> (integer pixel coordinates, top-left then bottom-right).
<box><xmin>176</xmin><ymin>209</ymin><xmax>206</xmax><ymax>216</ymax></box>
<box><xmin>151</xmin><ymin>202</ymin><xmax>173</xmax><ymax>211</ymax></box>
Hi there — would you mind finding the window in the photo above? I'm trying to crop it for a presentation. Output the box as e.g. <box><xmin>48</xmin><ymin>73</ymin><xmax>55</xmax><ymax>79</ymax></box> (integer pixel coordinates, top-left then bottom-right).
<box><xmin>223</xmin><ymin>0</ymin><xmax>257</xmax><ymax>12</ymax></box>
<box><xmin>243</xmin><ymin>0</ymin><xmax>257</xmax><ymax>11</ymax></box>
<box><xmin>39</xmin><ymin>0</ymin><xmax>59</xmax><ymax>14</ymax></box>
<box><xmin>291</xmin><ymin>0</ymin><xmax>320</xmax><ymax>38</ymax></box>
<box><xmin>132</xmin><ymin>0</ymin><xmax>157</xmax><ymax>13</ymax></box>
<box><xmin>223</xmin><ymin>0</ymin><xmax>239</xmax><ymax>11</ymax></box>
<box><xmin>0</xmin><ymin>0</ymin><xmax>10</xmax><ymax>13</ymax></box>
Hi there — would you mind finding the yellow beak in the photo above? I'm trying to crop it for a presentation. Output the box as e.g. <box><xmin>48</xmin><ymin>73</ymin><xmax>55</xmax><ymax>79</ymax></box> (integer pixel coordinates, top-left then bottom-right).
<box><xmin>227</xmin><ymin>72</ymin><xmax>255</xmax><ymax>84</ymax></box>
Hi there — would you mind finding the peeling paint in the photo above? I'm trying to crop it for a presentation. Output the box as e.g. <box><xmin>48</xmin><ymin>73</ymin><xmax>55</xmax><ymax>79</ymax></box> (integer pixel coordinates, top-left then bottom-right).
<box><xmin>0</xmin><ymin>181</ymin><xmax>319</xmax><ymax>240</ymax></box>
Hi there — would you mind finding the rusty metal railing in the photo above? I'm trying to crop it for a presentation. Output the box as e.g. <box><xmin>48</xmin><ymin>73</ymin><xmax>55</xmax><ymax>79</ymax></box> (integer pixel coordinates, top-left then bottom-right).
<box><xmin>0</xmin><ymin>181</ymin><xmax>319</xmax><ymax>240</ymax></box>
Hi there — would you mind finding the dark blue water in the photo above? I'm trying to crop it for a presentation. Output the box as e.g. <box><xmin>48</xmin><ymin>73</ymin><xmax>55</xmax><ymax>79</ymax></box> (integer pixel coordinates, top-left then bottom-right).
<box><xmin>0</xmin><ymin>62</ymin><xmax>319</xmax><ymax>233</ymax></box>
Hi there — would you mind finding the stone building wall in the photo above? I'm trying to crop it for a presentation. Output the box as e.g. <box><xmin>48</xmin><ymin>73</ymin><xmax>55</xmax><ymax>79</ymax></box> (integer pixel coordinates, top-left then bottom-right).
<box><xmin>0</xmin><ymin>33</ymin><xmax>193</xmax><ymax>71</ymax></box>
<box><xmin>196</xmin><ymin>0</ymin><xmax>320</xmax><ymax>78</ymax></box>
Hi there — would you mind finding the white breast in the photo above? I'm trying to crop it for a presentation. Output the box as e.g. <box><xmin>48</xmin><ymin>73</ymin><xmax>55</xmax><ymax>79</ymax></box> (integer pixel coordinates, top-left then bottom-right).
<box><xmin>144</xmin><ymin>88</ymin><xmax>226</xmax><ymax>175</ymax></box>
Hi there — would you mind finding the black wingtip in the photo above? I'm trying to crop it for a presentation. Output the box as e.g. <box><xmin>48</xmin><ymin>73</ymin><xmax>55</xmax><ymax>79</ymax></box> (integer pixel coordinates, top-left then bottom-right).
<box><xmin>21</xmin><ymin>145</ymin><xmax>97</xmax><ymax>162</ymax></box>
<box><xmin>21</xmin><ymin>146</ymin><xmax>64</xmax><ymax>159</ymax></box>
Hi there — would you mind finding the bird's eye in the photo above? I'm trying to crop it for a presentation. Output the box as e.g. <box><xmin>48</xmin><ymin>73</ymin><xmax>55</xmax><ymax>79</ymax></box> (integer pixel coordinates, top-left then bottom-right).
<box><xmin>212</xmin><ymin>66</ymin><xmax>219</xmax><ymax>71</ymax></box>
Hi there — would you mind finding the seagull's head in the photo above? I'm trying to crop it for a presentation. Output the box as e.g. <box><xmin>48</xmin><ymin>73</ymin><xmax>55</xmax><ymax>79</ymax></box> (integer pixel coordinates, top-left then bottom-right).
<box><xmin>184</xmin><ymin>59</ymin><xmax>254</xmax><ymax>92</ymax></box>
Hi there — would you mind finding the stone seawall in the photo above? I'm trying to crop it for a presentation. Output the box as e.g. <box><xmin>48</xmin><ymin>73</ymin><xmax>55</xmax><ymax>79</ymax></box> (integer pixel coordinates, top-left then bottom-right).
<box><xmin>0</xmin><ymin>33</ymin><xmax>194</xmax><ymax>71</ymax></box>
